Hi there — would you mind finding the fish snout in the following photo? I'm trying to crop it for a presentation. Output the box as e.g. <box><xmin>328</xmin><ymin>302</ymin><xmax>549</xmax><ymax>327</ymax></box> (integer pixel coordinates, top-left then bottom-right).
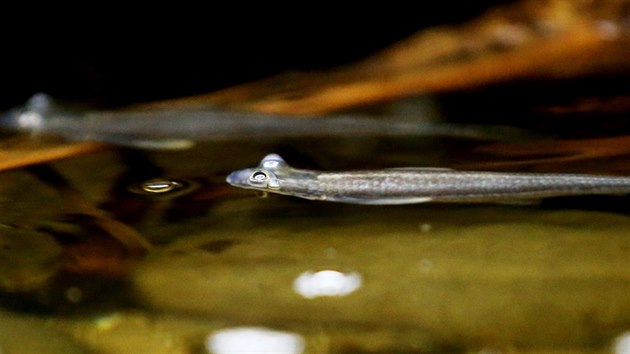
<box><xmin>226</xmin><ymin>169</ymin><xmax>254</xmax><ymax>187</ymax></box>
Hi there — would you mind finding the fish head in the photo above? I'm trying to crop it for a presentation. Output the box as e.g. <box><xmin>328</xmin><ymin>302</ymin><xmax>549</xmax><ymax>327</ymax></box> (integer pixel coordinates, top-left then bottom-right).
<box><xmin>0</xmin><ymin>93</ymin><xmax>52</xmax><ymax>133</ymax></box>
<box><xmin>226</xmin><ymin>154</ymin><xmax>289</xmax><ymax>191</ymax></box>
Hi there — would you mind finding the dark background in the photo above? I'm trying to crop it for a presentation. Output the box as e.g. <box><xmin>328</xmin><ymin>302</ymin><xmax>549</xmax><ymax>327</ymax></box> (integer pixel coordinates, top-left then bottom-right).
<box><xmin>0</xmin><ymin>2</ymin><xmax>516</xmax><ymax>109</ymax></box>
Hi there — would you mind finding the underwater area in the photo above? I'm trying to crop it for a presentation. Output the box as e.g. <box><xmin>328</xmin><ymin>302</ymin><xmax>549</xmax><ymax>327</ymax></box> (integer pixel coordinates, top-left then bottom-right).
<box><xmin>1</xmin><ymin>1</ymin><xmax>630</xmax><ymax>353</ymax></box>
<box><xmin>1</xmin><ymin>90</ymin><xmax>629</xmax><ymax>353</ymax></box>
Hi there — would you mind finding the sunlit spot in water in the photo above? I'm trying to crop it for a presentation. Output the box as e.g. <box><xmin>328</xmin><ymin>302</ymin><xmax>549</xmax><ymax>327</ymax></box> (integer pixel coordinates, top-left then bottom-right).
<box><xmin>614</xmin><ymin>332</ymin><xmax>630</xmax><ymax>354</ymax></box>
<box><xmin>418</xmin><ymin>259</ymin><xmax>435</xmax><ymax>274</ymax></box>
<box><xmin>419</xmin><ymin>223</ymin><xmax>433</xmax><ymax>232</ymax></box>
<box><xmin>293</xmin><ymin>270</ymin><xmax>362</xmax><ymax>299</ymax></box>
<box><xmin>206</xmin><ymin>327</ymin><xmax>305</xmax><ymax>354</ymax></box>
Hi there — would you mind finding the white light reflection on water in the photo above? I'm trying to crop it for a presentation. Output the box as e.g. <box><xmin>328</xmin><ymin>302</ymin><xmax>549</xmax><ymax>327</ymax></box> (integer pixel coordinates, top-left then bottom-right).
<box><xmin>614</xmin><ymin>332</ymin><xmax>630</xmax><ymax>354</ymax></box>
<box><xmin>206</xmin><ymin>327</ymin><xmax>304</xmax><ymax>354</ymax></box>
<box><xmin>293</xmin><ymin>270</ymin><xmax>362</xmax><ymax>299</ymax></box>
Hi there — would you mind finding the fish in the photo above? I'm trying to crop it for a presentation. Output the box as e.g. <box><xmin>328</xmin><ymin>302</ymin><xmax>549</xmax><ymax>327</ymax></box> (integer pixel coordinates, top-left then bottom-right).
<box><xmin>0</xmin><ymin>94</ymin><xmax>537</xmax><ymax>150</ymax></box>
<box><xmin>226</xmin><ymin>154</ymin><xmax>630</xmax><ymax>204</ymax></box>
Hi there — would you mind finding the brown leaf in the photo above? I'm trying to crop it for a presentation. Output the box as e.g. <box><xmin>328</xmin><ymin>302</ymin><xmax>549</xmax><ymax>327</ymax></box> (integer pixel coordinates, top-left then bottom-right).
<box><xmin>0</xmin><ymin>136</ymin><xmax>104</xmax><ymax>172</ymax></box>
<box><xmin>133</xmin><ymin>0</ymin><xmax>630</xmax><ymax>114</ymax></box>
<box><xmin>2</xmin><ymin>0</ymin><xmax>629</xmax><ymax>170</ymax></box>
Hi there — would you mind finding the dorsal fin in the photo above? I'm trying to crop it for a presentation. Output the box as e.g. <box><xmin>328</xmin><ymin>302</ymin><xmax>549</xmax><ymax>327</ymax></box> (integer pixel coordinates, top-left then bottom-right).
<box><xmin>386</xmin><ymin>167</ymin><xmax>454</xmax><ymax>172</ymax></box>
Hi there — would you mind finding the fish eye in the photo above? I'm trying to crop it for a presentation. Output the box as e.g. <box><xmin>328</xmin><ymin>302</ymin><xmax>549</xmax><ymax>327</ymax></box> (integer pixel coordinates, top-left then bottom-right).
<box><xmin>249</xmin><ymin>170</ymin><xmax>270</xmax><ymax>185</ymax></box>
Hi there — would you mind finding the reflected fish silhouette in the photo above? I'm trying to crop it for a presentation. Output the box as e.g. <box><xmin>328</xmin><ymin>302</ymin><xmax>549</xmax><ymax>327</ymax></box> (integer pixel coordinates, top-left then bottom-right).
<box><xmin>0</xmin><ymin>94</ymin><xmax>536</xmax><ymax>150</ymax></box>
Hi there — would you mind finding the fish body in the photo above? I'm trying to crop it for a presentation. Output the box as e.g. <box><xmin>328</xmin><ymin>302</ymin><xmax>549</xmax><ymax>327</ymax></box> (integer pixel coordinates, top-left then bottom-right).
<box><xmin>0</xmin><ymin>94</ymin><xmax>535</xmax><ymax>149</ymax></box>
<box><xmin>226</xmin><ymin>154</ymin><xmax>630</xmax><ymax>204</ymax></box>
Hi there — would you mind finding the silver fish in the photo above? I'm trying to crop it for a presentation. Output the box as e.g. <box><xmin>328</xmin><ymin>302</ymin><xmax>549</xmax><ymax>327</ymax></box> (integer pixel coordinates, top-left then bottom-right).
<box><xmin>226</xmin><ymin>154</ymin><xmax>630</xmax><ymax>204</ymax></box>
<box><xmin>0</xmin><ymin>94</ymin><xmax>536</xmax><ymax>150</ymax></box>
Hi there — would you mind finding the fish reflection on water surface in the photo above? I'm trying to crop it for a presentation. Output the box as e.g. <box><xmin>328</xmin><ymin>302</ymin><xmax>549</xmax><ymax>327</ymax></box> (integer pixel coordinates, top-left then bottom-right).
<box><xmin>227</xmin><ymin>154</ymin><xmax>630</xmax><ymax>204</ymax></box>
<box><xmin>0</xmin><ymin>94</ymin><xmax>537</xmax><ymax>149</ymax></box>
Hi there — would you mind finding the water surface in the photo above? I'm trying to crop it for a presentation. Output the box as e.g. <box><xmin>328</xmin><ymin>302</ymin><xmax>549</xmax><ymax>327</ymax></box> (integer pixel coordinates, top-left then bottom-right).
<box><xmin>0</xmin><ymin>112</ymin><xmax>629</xmax><ymax>353</ymax></box>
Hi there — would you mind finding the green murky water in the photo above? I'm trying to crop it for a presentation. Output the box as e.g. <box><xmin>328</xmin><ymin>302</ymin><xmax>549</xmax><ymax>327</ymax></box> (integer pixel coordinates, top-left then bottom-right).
<box><xmin>0</xmin><ymin>123</ymin><xmax>629</xmax><ymax>353</ymax></box>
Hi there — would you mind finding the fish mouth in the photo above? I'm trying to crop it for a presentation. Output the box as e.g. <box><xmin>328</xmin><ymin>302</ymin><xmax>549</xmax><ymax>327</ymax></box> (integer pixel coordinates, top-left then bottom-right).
<box><xmin>0</xmin><ymin>109</ymin><xmax>21</xmax><ymax>130</ymax></box>
<box><xmin>225</xmin><ymin>171</ymin><xmax>240</xmax><ymax>186</ymax></box>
